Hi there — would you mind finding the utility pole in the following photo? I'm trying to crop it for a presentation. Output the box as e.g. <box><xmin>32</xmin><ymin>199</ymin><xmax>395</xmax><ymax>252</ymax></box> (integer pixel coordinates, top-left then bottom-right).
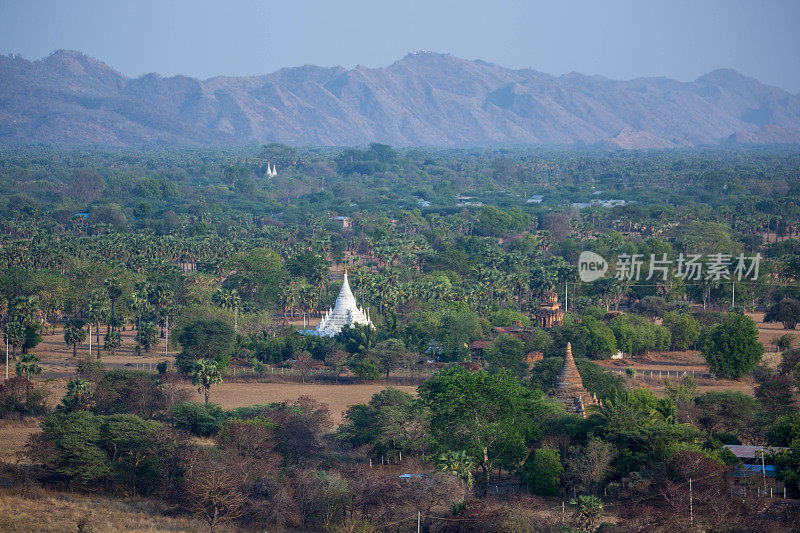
<box><xmin>165</xmin><ymin>315</ymin><xmax>169</xmax><ymax>357</ymax></box>
<box><xmin>88</xmin><ymin>321</ymin><xmax>91</xmax><ymax>356</ymax></box>
<box><xmin>732</xmin><ymin>282</ymin><xmax>735</xmax><ymax>309</ymax></box>
<box><xmin>564</xmin><ymin>282</ymin><xmax>568</xmax><ymax>312</ymax></box>
<box><xmin>417</xmin><ymin>511</ymin><xmax>421</xmax><ymax>533</ymax></box>
<box><xmin>689</xmin><ymin>478</ymin><xmax>693</xmax><ymax>526</ymax></box>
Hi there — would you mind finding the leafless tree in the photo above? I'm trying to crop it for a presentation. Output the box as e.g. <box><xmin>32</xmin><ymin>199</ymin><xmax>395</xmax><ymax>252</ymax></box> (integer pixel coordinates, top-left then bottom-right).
<box><xmin>565</xmin><ymin>438</ymin><xmax>615</xmax><ymax>494</ymax></box>
<box><xmin>294</xmin><ymin>350</ymin><xmax>315</xmax><ymax>383</ymax></box>
<box><xmin>182</xmin><ymin>454</ymin><xmax>247</xmax><ymax>532</ymax></box>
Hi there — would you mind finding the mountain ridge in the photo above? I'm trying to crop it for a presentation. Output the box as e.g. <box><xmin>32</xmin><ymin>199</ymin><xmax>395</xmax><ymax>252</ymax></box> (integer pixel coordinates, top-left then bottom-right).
<box><xmin>1</xmin><ymin>49</ymin><xmax>799</xmax><ymax>148</ymax></box>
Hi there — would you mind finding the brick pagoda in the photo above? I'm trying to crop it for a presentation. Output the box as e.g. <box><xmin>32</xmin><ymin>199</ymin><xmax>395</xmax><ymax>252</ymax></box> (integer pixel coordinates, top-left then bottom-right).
<box><xmin>555</xmin><ymin>342</ymin><xmax>599</xmax><ymax>417</ymax></box>
<box><xmin>535</xmin><ymin>290</ymin><xmax>564</xmax><ymax>329</ymax></box>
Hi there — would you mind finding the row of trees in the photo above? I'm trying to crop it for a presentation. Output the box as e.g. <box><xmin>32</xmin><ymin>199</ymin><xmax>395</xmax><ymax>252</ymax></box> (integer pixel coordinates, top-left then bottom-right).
<box><xmin>12</xmin><ymin>351</ymin><xmax>796</xmax><ymax>531</ymax></box>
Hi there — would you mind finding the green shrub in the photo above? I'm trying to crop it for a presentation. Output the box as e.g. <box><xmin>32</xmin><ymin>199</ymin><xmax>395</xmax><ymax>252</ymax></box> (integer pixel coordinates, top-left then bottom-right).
<box><xmin>350</xmin><ymin>358</ymin><xmax>381</xmax><ymax>381</ymax></box>
<box><xmin>489</xmin><ymin>309</ymin><xmax>531</xmax><ymax>327</ymax></box>
<box><xmin>521</xmin><ymin>447</ymin><xmax>563</xmax><ymax>496</ymax></box>
<box><xmin>34</xmin><ymin>411</ymin><xmax>171</xmax><ymax>493</ymax></box>
<box><xmin>702</xmin><ymin>313</ymin><xmax>763</xmax><ymax>379</ymax></box>
<box><xmin>172</xmin><ymin>401</ymin><xmax>226</xmax><ymax>436</ymax></box>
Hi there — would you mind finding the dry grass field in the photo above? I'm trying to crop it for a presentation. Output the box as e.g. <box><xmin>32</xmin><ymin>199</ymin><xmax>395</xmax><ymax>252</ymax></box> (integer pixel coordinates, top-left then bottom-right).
<box><xmin>0</xmin><ymin>488</ymin><xmax>217</xmax><ymax>532</ymax></box>
<box><xmin>0</xmin><ymin>419</ymin><xmax>41</xmax><ymax>464</ymax></box>
<box><xmin>208</xmin><ymin>382</ymin><xmax>418</xmax><ymax>424</ymax></box>
<box><xmin>633</xmin><ymin>375</ymin><xmax>756</xmax><ymax>397</ymax></box>
<box><xmin>0</xmin><ymin>382</ymin><xmax>415</xmax><ymax>462</ymax></box>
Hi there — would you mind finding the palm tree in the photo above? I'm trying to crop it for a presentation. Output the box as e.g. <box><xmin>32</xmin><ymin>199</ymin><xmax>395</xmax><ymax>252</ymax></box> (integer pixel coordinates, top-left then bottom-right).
<box><xmin>590</xmin><ymin>389</ymin><xmax>675</xmax><ymax>433</ymax></box>
<box><xmin>87</xmin><ymin>289</ymin><xmax>109</xmax><ymax>358</ymax></box>
<box><xmin>130</xmin><ymin>282</ymin><xmax>154</xmax><ymax>345</ymax></box>
<box><xmin>569</xmin><ymin>495</ymin><xmax>603</xmax><ymax>532</ymax></box>
<box><xmin>58</xmin><ymin>378</ymin><xmax>95</xmax><ymax>412</ymax></box>
<box><xmin>277</xmin><ymin>285</ymin><xmax>294</xmax><ymax>326</ymax></box>
<box><xmin>436</xmin><ymin>450</ymin><xmax>475</xmax><ymax>498</ymax></box>
<box><xmin>9</xmin><ymin>296</ymin><xmax>39</xmax><ymax>326</ymax></box>
<box><xmin>3</xmin><ymin>321</ymin><xmax>25</xmax><ymax>360</ymax></box>
<box><xmin>103</xmin><ymin>330</ymin><xmax>122</xmax><ymax>354</ymax></box>
<box><xmin>151</xmin><ymin>284</ymin><xmax>174</xmax><ymax>338</ymax></box>
<box><xmin>104</xmin><ymin>277</ymin><xmax>123</xmax><ymax>333</ymax></box>
<box><xmin>16</xmin><ymin>352</ymin><xmax>42</xmax><ymax>378</ymax></box>
<box><xmin>64</xmin><ymin>319</ymin><xmax>87</xmax><ymax>358</ymax></box>
<box><xmin>191</xmin><ymin>359</ymin><xmax>223</xmax><ymax>404</ymax></box>
<box><xmin>213</xmin><ymin>288</ymin><xmax>241</xmax><ymax>331</ymax></box>
<box><xmin>298</xmin><ymin>285</ymin><xmax>317</xmax><ymax>328</ymax></box>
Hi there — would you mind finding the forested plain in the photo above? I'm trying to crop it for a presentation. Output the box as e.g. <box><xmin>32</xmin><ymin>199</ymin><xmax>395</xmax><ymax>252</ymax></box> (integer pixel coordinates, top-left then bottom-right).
<box><xmin>2</xmin><ymin>144</ymin><xmax>800</xmax><ymax>531</ymax></box>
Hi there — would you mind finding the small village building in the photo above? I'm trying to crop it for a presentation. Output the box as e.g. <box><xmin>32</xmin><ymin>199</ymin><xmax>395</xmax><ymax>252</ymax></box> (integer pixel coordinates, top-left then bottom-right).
<box><xmin>723</xmin><ymin>445</ymin><xmax>788</xmax><ymax>496</ymax></box>
<box><xmin>555</xmin><ymin>342</ymin><xmax>599</xmax><ymax>418</ymax></box>
<box><xmin>330</xmin><ymin>215</ymin><xmax>352</xmax><ymax>229</ymax></box>
<box><xmin>313</xmin><ymin>271</ymin><xmax>373</xmax><ymax>337</ymax></box>
<box><xmin>468</xmin><ymin>339</ymin><xmax>492</xmax><ymax>358</ymax></box>
<box><xmin>492</xmin><ymin>324</ymin><xmax>527</xmax><ymax>337</ymax></box>
<box><xmin>536</xmin><ymin>290</ymin><xmax>564</xmax><ymax>329</ymax></box>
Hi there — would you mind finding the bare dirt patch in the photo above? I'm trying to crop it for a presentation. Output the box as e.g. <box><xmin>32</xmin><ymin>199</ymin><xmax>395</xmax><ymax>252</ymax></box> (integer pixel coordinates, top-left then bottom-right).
<box><xmin>208</xmin><ymin>382</ymin><xmax>418</xmax><ymax>425</ymax></box>
<box><xmin>629</xmin><ymin>374</ymin><xmax>756</xmax><ymax>397</ymax></box>
<box><xmin>20</xmin><ymin>326</ymin><xmax>174</xmax><ymax>378</ymax></box>
<box><xmin>598</xmin><ymin>350</ymin><xmax>709</xmax><ymax>373</ymax></box>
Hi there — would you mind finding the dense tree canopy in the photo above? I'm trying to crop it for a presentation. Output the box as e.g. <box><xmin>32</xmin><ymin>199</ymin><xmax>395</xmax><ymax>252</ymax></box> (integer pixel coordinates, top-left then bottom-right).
<box><xmin>702</xmin><ymin>313</ymin><xmax>764</xmax><ymax>379</ymax></box>
<box><xmin>419</xmin><ymin>366</ymin><xmax>562</xmax><ymax>492</ymax></box>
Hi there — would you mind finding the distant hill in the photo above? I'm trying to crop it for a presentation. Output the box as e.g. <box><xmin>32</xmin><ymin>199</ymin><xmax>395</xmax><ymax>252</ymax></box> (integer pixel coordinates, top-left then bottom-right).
<box><xmin>1</xmin><ymin>49</ymin><xmax>799</xmax><ymax>148</ymax></box>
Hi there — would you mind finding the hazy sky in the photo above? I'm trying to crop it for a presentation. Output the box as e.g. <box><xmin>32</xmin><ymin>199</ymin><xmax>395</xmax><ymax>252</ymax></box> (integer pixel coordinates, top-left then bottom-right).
<box><xmin>1</xmin><ymin>0</ymin><xmax>799</xmax><ymax>92</ymax></box>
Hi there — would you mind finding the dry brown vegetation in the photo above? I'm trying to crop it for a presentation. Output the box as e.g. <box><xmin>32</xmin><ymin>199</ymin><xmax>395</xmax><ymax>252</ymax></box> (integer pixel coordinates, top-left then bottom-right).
<box><xmin>0</xmin><ymin>418</ymin><xmax>41</xmax><ymax>464</ymax></box>
<box><xmin>0</xmin><ymin>487</ymin><xmax>216</xmax><ymax>532</ymax></box>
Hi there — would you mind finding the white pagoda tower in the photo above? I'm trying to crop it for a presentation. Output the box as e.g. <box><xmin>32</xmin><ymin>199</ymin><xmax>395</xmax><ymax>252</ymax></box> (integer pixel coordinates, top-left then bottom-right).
<box><xmin>314</xmin><ymin>271</ymin><xmax>373</xmax><ymax>337</ymax></box>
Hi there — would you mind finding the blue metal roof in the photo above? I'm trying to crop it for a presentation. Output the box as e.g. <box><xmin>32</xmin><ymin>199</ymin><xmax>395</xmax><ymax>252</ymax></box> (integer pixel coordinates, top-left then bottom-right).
<box><xmin>732</xmin><ymin>464</ymin><xmax>777</xmax><ymax>477</ymax></box>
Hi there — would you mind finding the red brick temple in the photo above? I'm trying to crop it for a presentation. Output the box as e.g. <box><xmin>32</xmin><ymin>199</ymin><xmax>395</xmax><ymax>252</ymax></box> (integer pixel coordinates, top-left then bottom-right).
<box><xmin>535</xmin><ymin>290</ymin><xmax>564</xmax><ymax>329</ymax></box>
<box><xmin>555</xmin><ymin>342</ymin><xmax>599</xmax><ymax>418</ymax></box>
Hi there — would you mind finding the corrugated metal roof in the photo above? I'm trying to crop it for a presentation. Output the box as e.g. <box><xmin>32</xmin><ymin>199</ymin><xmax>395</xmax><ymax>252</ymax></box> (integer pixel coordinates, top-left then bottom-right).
<box><xmin>732</xmin><ymin>464</ymin><xmax>777</xmax><ymax>477</ymax></box>
<box><xmin>723</xmin><ymin>445</ymin><xmax>787</xmax><ymax>459</ymax></box>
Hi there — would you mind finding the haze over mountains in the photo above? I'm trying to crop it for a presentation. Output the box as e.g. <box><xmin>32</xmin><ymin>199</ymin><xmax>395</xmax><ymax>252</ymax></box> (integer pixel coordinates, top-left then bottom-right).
<box><xmin>1</xmin><ymin>49</ymin><xmax>799</xmax><ymax>148</ymax></box>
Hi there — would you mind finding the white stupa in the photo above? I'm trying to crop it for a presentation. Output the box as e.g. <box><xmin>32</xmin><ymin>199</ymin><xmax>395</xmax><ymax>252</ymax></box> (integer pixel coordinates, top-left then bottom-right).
<box><xmin>314</xmin><ymin>270</ymin><xmax>373</xmax><ymax>337</ymax></box>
